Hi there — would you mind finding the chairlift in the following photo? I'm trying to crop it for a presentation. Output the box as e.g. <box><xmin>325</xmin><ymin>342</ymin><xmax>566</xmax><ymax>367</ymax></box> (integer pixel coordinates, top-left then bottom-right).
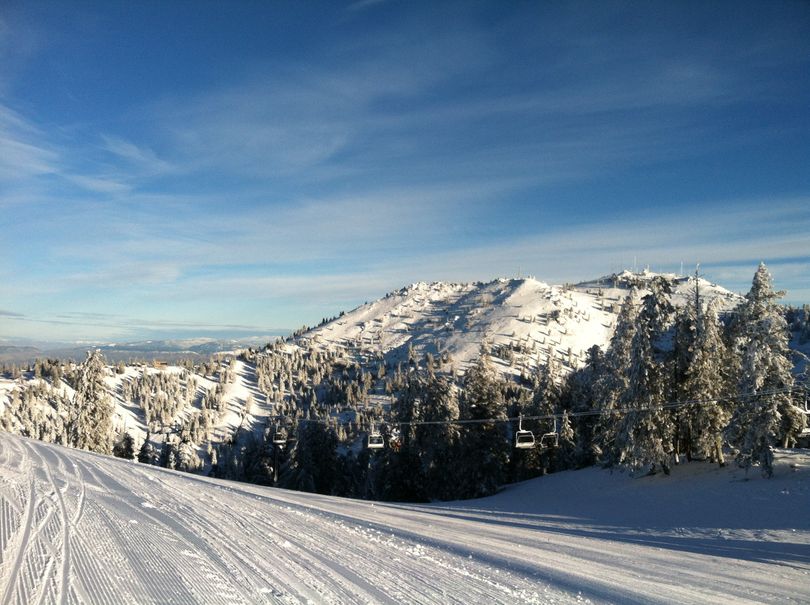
<box><xmin>514</xmin><ymin>415</ymin><xmax>536</xmax><ymax>449</ymax></box>
<box><xmin>367</xmin><ymin>425</ymin><xmax>384</xmax><ymax>450</ymax></box>
<box><xmin>272</xmin><ymin>428</ymin><xmax>287</xmax><ymax>445</ymax></box>
<box><xmin>539</xmin><ymin>416</ymin><xmax>559</xmax><ymax>449</ymax></box>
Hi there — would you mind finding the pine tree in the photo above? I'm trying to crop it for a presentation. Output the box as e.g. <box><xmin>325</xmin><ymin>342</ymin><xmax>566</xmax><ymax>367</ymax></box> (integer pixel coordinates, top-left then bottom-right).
<box><xmin>613</xmin><ymin>277</ymin><xmax>675</xmax><ymax>473</ymax></box>
<box><xmin>138</xmin><ymin>434</ymin><xmax>156</xmax><ymax>464</ymax></box>
<box><xmin>565</xmin><ymin>345</ymin><xmax>606</xmax><ymax>467</ymax></box>
<box><xmin>593</xmin><ymin>291</ymin><xmax>639</xmax><ymax>464</ymax></box>
<box><xmin>372</xmin><ymin>374</ymin><xmax>428</xmax><ymax>502</ymax></box>
<box><xmin>280</xmin><ymin>417</ymin><xmax>338</xmax><ymax>494</ymax></box>
<box><xmin>68</xmin><ymin>350</ymin><xmax>113</xmax><ymax>454</ymax></box>
<box><xmin>455</xmin><ymin>358</ymin><xmax>509</xmax><ymax>498</ymax></box>
<box><xmin>113</xmin><ymin>432</ymin><xmax>136</xmax><ymax>460</ymax></box>
<box><xmin>680</xmin><ymin>300</ymin><xmax>731</xmax><ymax>465</ymax></box>
<box><xmin>413</xmin><ymin>373</ymin><xmax>460</xmax><ymax>500</ymax></box>
<box><xmin>727</xmin><ymin>264</ymin><xmax>800</xmax><ymax>475</ymax></box>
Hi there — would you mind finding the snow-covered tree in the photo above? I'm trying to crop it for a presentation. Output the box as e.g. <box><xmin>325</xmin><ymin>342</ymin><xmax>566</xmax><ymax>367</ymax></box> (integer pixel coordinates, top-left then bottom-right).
<box><xmin>612</xmin><ymin>277</ymin><xmax>675</xmax><ymax>473</ymax></box>
<box><xmin>281</xmin><ymin>416</ymin><xmax>338</xmax><ymax>494</ymax></box>
<box><xmin>138</xmin><ymin>434</ymin><xmax>156</xmax><ymax>464</ymax></box>
<box><xmin>456</xmin><ymin>358</ymin><xmax>509</xmax><ymax>498</ymax></box>
<box><xmin>113</xmin><ymin>432</ymin><xmax>136</xmax><ymax>460</ymax></box>
<box><xmin>412</xmin><ymin>373</ymin><xmax>460</xmax><ymax>500</ymax></box>
<box><xmin>592</xmin><ymin>291</ymin><xmax>639</xmax><ymax>463</ymax></box>
<box><xmin>68</xmin><ymin>350</ymin><xmax>113</xmax><ymax>454</ymax></box>
<box><xmin>678</xmin><ymin>300</ymin><xmax>731</xmax><ymax>465</ymax></box>
<box><xmin>727</xmin><ymin>264</ymin><xmax>801</xmax><ymax>475</ymax></box>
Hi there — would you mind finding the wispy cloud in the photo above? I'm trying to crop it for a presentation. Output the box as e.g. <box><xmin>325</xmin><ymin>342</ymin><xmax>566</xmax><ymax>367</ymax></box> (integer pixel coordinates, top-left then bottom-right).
<box><xmin>346</xmin><ymin>0</ymin><xmax>390</xmax><ymax>12</ymax></box>
<box><xmin>0</xmin><ymin>104</ymin><xmax>59</xmax><ymax>183</ymax></box>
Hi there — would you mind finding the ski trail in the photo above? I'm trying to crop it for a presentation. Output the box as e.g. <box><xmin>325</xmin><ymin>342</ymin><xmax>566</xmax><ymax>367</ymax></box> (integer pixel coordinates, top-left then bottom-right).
<box><xmin>0</xmin><ymin>475</ymin><xmax>36</xmax><ymax>605</ymax></box>
<box><xmin>121</xmin><ymin>463</ymin><xmax>379</xmax><ymax>603</ymax></box>
<box><xmin>74</xmin><ymin>459</ymin><xmax>257</xmax><ymax>604</ymax></box>
<box><xmin>32</xmin><ymin>446</ymin><xmax>72</xmax><ymax>605</ymax></box>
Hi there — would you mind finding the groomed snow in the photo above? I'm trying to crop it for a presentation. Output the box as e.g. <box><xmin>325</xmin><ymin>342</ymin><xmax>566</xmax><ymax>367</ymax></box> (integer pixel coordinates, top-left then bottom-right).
<box><xmin>0</xmin><ymin>432</ymin><xmax>807</xmax><ymax>604</ymax></box>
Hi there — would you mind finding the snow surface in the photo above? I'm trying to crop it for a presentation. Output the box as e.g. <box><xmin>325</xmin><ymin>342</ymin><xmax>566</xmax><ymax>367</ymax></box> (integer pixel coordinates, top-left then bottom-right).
<box><xmin>0</xmin><ymin>431</ymin><xmax>807</xmax><ymax>604</ymax></box>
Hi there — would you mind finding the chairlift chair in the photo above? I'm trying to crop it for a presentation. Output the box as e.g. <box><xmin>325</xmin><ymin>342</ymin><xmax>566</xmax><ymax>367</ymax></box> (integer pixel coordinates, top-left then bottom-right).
<box><xmin>367</xmin><ymin>432</ymin><xmax>385</xmax><ymax>450</ymax></box>
<box><xmin>367</xmin><ymin>424</ymin><xmax>384</xmax><ymax>450</ymax></box>
<box><xmin>514</xmin><ymin>415</ymin><xmax>536</xmax><ymax>449</ymax></box>
<box><xmin>272</xmin><ymin>428</ymin><xmax>287</xmax><ymax>446</ymax></box>
<box><xmin>539</xmin><ymin>416</ymin><xmax>559</xmax><ymax>449</ymax></box>
<box><xmin>540</xmin><ymin>431</ymin><xmax>559</xmax><ymax>449</ymax></box>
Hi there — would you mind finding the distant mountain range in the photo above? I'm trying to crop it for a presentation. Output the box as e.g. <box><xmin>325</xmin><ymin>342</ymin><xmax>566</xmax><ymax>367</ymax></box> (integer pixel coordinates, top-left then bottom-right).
<box><xmin>0</xmin><ymin>336</ymin><xmax>283</xmax><ymax>364</ymax></box>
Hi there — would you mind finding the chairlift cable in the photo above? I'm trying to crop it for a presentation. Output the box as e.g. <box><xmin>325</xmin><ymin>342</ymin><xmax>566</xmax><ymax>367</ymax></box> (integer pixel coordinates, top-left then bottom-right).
<box><xmin>295</xmin><ymin>384</ymin><xmax>805</xmax><ymax>429</ymax></box>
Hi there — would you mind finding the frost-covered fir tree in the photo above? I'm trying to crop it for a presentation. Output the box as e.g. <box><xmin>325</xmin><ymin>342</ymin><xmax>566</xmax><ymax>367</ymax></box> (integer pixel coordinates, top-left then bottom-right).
<box><xmin>280</xmin><ymin>415</ymin><xmax>338</xmax><ymax>494</ymax></box>
<box><xmin>113</xmin><ymin>432</ymin><xmax>136</xmax><ymax>460</ymax></box>
<box><xmin>372</xmin><ymin>376</ymin><xmax>429</xmax><ymax>502</ymax></box>
<box><xmin>564</xmin><ymin>344</ymin><xmax>607</xmax><ymax>467</ymax></box>
<box><xmin>679</xmin><ymin>300</ymin><xmax>731</xmax><ymax>465</ymax></box>
<box><xmin>800</xmin><ymin>304</ymin><xmax>810</xmax><ymax>344</ymax></box>
<box><xmin>727</xmin><ymin>264</ymin><xmax>802</xmax><ymax>475</ymax></box>
<box><xmin>456</xmin><ymin>357</ymin><xmax>509</xmax><ymax>498</ymax></box>
<box><xmin>68</xmin><ymin>350</ymin><xmax>113</xmax><ymax>454</ymax></box>
<box><xmin>138</xmin><ymin>434</ymin><xmax>156</xmax><ymax>464</ymax></box>
<box><xmin>613</xmin><ymin>277</ymin><xmax>675</xmax><ymax>474</ymax></box>
<box><xmin>412</xmin><ymin>373</ymin><xmax>460</xmax><ymax>500</ymax></box>
<box><xmin>593</xmin><ymin>291</ymin><xmax>639</xmax><ymax>463</ymax></box>
<box><xmin>523</xmin><ymin>356</ymin><xmax>561</xmax><ymax>474</ymax></box>
<box><xmin>555</xmin><ymin>409</ymin><xmax>577</xmax><ymax>470</ymax></box>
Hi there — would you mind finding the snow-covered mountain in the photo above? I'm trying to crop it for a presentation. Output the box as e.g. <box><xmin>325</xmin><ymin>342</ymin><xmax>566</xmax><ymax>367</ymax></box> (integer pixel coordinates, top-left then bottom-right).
<box><xmin>1</xmin><ymin>431</ymin><xmax>807</xmax><ymax>604</ymax></box>
<box><xmin>297</xmin><ymin>270</ymin><xmax>742</xmax><ymax>380</ymax></box>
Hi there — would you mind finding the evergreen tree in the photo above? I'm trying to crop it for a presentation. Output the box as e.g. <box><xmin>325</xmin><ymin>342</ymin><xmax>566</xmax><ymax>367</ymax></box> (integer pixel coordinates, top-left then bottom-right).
<box><xmin>113</xmin><ymin>432</ymin><xmax>136</xmax><ymax>460</ymax></box>
<box><xmin>613</xmin><ymin>277</ymin><xmax>675</xmax><ymax>473</ymax></box>
<box><xmin>372</xmin><ymin>374</ymin><xmax>428</xmax><ymax>502</ymax></box>
<box><xmin>727</xmin><ymin>264</ymin><xmax>800</xmax><ymax>475</ymax></box>
<box><xmin>679</xmin><ymin>300</ymin><xmax>731</xmax><ymax>465</ymax></box>
<box><xmin>138</xmin><ymin>434</ymin><xmax>156</xmax><ymax>464</ymax></box>
<box><xmin>593</xmin><ymin>291</ymin><xmax>639</xmax><ymax>464</ymax></box>
<box><xmin>68</xmin><ymin>350</ymin><xmax>113</xmax><ymax>454</ymax></box>
<box><xmin>565</xmin><ymin>344</ymin><xmax>607</xmax><ymax>467</ymax></box>
<box><xmin>280</xmin><ymin>417</ymin><xmax>338</xmax><ymax>494</ymax></box>
<box><xmin>555</xmin><ymin>409</ymin><xmax>577</xmax><ymax>470</ymax></box>
<box><xmin>413</xmin><ymin>373</ymin><xmax>460</xmax><ymax>500</ymax></box>
<box><xmin>455</xmin><ymin>358</ymin><xmax>509</xmax><ymax>498</ymax></box>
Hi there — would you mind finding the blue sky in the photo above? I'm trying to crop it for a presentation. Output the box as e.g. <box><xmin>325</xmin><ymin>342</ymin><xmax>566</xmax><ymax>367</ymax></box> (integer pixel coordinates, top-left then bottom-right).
<box><xmin>1</xmin><ymin>1</ymin><xmax>809</xmax><ymax>344</ymax></box>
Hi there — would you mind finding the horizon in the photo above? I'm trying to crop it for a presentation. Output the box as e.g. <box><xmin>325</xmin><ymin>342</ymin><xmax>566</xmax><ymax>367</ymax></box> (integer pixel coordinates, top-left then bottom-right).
<box><xmin>2</xmin><ymin>1</ymin><xmax>809</xmax><ymax>343</ymax></box>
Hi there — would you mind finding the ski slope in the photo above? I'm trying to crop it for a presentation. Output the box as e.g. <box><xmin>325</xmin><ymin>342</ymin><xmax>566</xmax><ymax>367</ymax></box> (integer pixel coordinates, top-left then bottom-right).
<box><xmin>1</xmin><ymin>432</ymin><xmax>808</xmax><ymax>604</ymax></box>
